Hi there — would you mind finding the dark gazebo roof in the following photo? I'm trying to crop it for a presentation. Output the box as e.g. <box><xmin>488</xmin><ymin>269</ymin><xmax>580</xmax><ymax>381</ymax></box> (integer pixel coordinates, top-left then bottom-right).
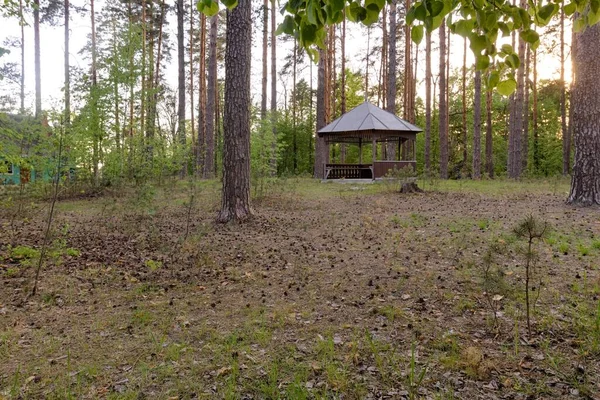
<box><xmin>318</xmin><ymin>102</ymin><xmax>422</xmax><ymax>143</ymax></box>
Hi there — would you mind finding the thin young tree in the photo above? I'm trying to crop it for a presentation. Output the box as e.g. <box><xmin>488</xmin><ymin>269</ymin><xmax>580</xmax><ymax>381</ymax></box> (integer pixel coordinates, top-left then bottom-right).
<box><xmin>269</xmin><ymin>0</ymin><xmax>277</xmax><ymax>173</ymax></box>
<box><xmin>63</xmin><ymin>0</ymin><xmax>69</xmax><ymax>126</ymax></box>
<box><xmin>261</xmin><ymin>0</ymin><xmax>267</xmax><ymax>118</ymax></box>
<box><xmin>485</xmin><ymin>76</ymin><xmax>494</xmax><ymax>177</ymax></box>
<box><xmin>461</xmin><ymin>37</ymin><xmax>467</xmax><ymax>165</ymax></box>
<box><xmin>217</xmin><ymin>0</ymin><xmax>253</xmax><ymax>222</ymax></box>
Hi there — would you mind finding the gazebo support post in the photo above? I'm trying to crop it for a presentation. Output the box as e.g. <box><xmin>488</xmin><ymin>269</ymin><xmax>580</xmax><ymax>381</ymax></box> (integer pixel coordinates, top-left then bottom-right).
<box><xmin>398</xmin><ymin>138</ymin><xmax>402</xmax><ymax>161</ymax></box>
<box><xmin>359</xmin><ymin>138</ymin><xmax>363</xmax><ymax>163</ymax></box>
<box><xmin>372</xmin><ymin>137</ymin><xmax>377</xmax><ymax>180</ymax></box>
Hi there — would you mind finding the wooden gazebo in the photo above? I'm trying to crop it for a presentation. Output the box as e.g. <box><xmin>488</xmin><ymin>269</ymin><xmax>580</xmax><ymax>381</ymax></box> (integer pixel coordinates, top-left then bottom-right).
<box><xmin>317</xmin><ymin>102</ymin><xmax>422</xmax><ymax>180</ymax></box>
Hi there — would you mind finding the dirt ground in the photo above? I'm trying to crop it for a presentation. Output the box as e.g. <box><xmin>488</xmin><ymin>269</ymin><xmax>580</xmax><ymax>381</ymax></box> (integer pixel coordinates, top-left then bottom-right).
<box><xmin>1</xmin><ymin>178</ymin><xmax>599</xmax><ymax>399</ymax></box>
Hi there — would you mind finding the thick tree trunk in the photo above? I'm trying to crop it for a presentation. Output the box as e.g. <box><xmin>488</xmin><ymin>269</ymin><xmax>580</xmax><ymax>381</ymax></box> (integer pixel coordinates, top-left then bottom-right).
<box><xmin>473</xmin><ymin>71</ymin><xmax>482</xmax><ymax>179</ymax></box>
<box><xmin>217</xmin><ymin>1</ymin><xmax>253</xmax><ymax>222</ymax></box>
<box><xmin>386</xmin><ymin>0</ymin><xmax>397</xmax><ymax>160</ymax></box>
<box><xmin>533</xmin><ymin>47</ymin><xmax>539</xmax><ymax>172</ymax></box>
<box><xmin>560</xmin><ymin>8</ymin><xmax>570</xmax><ymax>176</ymax></box>
<box><xmin>203</xmin><ymin>14</ymin><xmax>218</xmax><ymax>179</ymax></box>
<box><xmin>189</xmin><ymin>0</ymin><xmax>195</xmax><ymax>159</ymax></box>
<box><xmin>567</xmin><ymin>23</ymin><xmax>600</xmax><ymax>206</ymax></box>
<box><xmin>292</xmin><ymin>38</ymin><xmax>298</xmax><ymax>172</ymax></box>
<box><xmin>424</xmin><ymin>30</ymin><xmax>431</xmax><ymax>173</ymax></box>
<box><xmin>34</xmin><ymin>0</ymin><xmax>41</xmax><ymax>118</ymax></box>
<box><xmin>177</xmin><ymin>0</ymin><xmax>186</xmax><ymax>174</ymax></box>
<box><xmin>314</xmin><ymin>45</ymin><xmax>328</xmax><ymax>179</ymax></box>
<box><xmin>523</xmin><ymin>43</ymin><xmax>530</xmax><ymax>172</ymax></box>
<box><xmin>438</xmin><ymin>20</ymin><xmax>448</xmax><ymax>179</ymax></box>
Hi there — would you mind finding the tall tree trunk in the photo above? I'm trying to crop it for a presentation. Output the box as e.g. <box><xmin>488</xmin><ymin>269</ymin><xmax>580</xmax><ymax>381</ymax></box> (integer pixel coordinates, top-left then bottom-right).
<box><xmin>340</xmin><ymin>17</ymin><xmax>346</xmax><ymax>162</ymax></box>
<box><xmin>485</xmin><ymin>76</ymin><xmax>494</xmax><ymax>178</ymax></box>
<box><xmin>64</xmin><ymin>0</ymin><xmax>69</xmax><ymax>126</ymax></box>
<box><xmin>261</xmin><ymin>0</ymin><xmax>268</xmax><ymax>118</ymax></box>
<box><xmin>314</xmin><ymin>44</ymin><xmax>328</xmax><ymax>179</ymax></box>
<box><xmin>560</xmin><ymin>8</ymin><xmax>570</xmax><ymax>175</ymax></box>
<box><xmin>217</xmin><ymin>1</ymin><xmax>253</xmax><ymax>222</ymax></box>
<box><xmin>292</xmin><ymin>38</ymin><xmax>298</xmax><ymax>172</ymax></box>
<box><xmin>33</xmin><ymin>0</ymin><xmax>41</xmax><ymax>118</ymax></box>
<box><xmin>90</xmin><ymin>0</ymin><xmax>99</xmax><ymax>183</ymax></box>
<box><xmin>425</xmin><ymin>30</ymin><xmax>431</xmax><ymax>173</ymax></box>
<box><xmin>177</xmin><ymin>0</ymin><xmax>186</xmax><ymax>175</ymax></box>
<box><xmin>189</xmin><ymin>0</ymin><xmax>195</xmax><ymax>161</ymax></box>
<box><xmin>204</xmin><ymin>14</ymin><xmax>218</xmax><ymax>179</ymax></box>
<box><xmin>19</xmin><ymin>0</ymin><xmax>25</xmax><ymax>114</ymax></box>
<box><xmin>140</xmin><ymin>0</ymin><xmax>146</xmax><ymax>135</ymax></box>
<box><xmin>269</xmin><ymin>0</ymin><xmax>277</xmax><ymax>174</ymax></box>
<box><xmin>403</xmin><ymin>0</ymin><xmax>412</xmax><ymax>123</ymax></box>
<box><xmin>439</xmin><ymin>20</ymin><xmax>448</xmax><ymax>179</ymax></box>
<box><xmin>533</xmin><ymin>46</ymin><xmax>539</xmax><ymax>172</ymax></box>
<box><xmin>462</xmin><ymin>37</ymin><xmax>467</xmax><ymax>165</ymax></box>
<box><xmin>197</xmin><ymin>14</ymin><xmax>207</xmax><ymax>172</ymax></box>
<box><xmin>568</xmin><ymin>23</ymin><xmax>600</xmax><ymax>205</ymax></box>
<box><xmin>386</xmin><ymin>0</ymin><xmax>397</xmax><ymax>160</ymax></box>
<box><xmin>127</xmin><ymin>0</ymin><xmax>134</xmax><ymax>174</ymax></box>
<box><xmin>112</xmin><ymin>17</ymin><xmax>120</xmax><ymax>155</ymax></box>
<box><xmin>473</xmin><ymin>70</ymin><xmax>482</xmax><ymax>179</ymax></box>
<box><xmin>523</xmin><ymin>43</ymin><xmax>530</xmax><ymax>172</ymax></box>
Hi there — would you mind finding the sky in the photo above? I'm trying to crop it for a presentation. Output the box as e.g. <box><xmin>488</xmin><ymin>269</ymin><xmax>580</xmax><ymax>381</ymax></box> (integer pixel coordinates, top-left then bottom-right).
<box><xmin>0</xmin><ymin>1</ymin><xmax>572</xmax><ymax>118</ymax></box>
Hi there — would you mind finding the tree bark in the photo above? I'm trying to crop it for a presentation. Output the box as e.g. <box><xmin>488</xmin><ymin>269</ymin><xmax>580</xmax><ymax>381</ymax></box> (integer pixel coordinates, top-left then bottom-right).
<box><xmin>34</xmin><ymin>0</ymin><xmax>41</xmax><ymax>118</ymax></box>
<box><xmin>217</xmin><ymin>1</ymin><xmax>253</xmax><ymax>222</ymax></box>
<box><xmin>462</xmin><ymin>37</ymin><xmax>467</xmax><ymax>165</ymax></box>
<box><xmin>473</xmin><ymin>70</ymin><xmax>481</xmax><ymax>179</ymax></box>
<box><xmin>340</xmin><ymin>17</ymin><xmax>346</xmax><ymax>162</ymax></box>
<box><xmin>203</xmin><ymin>14</ymin><xmax>218</xmax><ymax>179</ymax></box>
<box><xmin>523</xmin><ymin>43</ymin><xmax>530</xmax><ymax>172</ymax></box>
<box><xmin>424</xmin><ymin>30</ymin><xmax>431</xmax><ymax>173</ymax></box>
<box><xmin>90</xmin><ymin>0</ymin><xmax>99</xmax><ymax>184</ymax></box>
<box><xmin>19</xmin><ymin>0</ymin><xmax>25</xmax><ymax>114</ymax></box>
<box><xmin>63</xmin><ymin>0</ymin><xmax>69</xmax><ymax>126</ymax></box>
<box><xmin>269</xmin><ymin>0</ymin><xmax>277</xmax><ymax>174</ymax></box>
<box><xmin>567</xmin><ymin>23</ymin><xmax>600</xmax><ymax>206</ymax></box>
<box><xmin>189</xmin><ymin>0</ymin><xmax>195</xmax><ymax>160</ymax></box>
<box><xmin>438</xmin><ymin>20</ymin><xmax>448</xmax><ymax>179</ymax></box>
<box><xmin>486</xmin><ymin>75</ymin><xmax>494</xmax><ymax>178</ymax></box>
<box><xmin>314</xmin><ymin>45</ymin><xmax>328</xmax><ymax>179</ymax></box>
<box><xmin>177</xmin><ymin>0</ymin><xmax>186</xmax><ymax>175</ymax></box>
<box><xmin>386</xmin><ymin>0</ymin><xmax>397</xmax><ymax>160</ymax></box>
<box><xmin>197</xmin><ymin>14</ymin><xmax>207</xmax><ymax>172</ymax></box>
<box><xmin>560</xmin><ymin>8</ymin><xmax>570</xmax><ymax>175</ymax></box>
<box><xmin>261</xmin><ymin>0</ymin><xmax>268</xmax><ymax>118</ymax></box>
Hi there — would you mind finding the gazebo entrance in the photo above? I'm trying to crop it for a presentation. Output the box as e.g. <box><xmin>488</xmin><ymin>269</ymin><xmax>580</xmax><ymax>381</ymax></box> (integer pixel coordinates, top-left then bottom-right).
<box><xmin>318</xmin><ymin>102</ymin><xmax>422</xmax><ymax>180</ymax></box>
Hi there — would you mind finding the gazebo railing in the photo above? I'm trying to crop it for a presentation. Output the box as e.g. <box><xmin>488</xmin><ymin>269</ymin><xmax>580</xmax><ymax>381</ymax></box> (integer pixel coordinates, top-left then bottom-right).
<box><xmin>324</xmin><ymin>164</ymin><xmax>373</xmax><ymax>179</ymax></box>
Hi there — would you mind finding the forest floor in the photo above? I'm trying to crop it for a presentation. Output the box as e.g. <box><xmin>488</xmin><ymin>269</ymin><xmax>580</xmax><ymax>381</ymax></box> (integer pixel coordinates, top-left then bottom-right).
<box><xmin>1</xmin><ymin>177</ymin><xmax>600</xmax><ymax>400</ymax></box>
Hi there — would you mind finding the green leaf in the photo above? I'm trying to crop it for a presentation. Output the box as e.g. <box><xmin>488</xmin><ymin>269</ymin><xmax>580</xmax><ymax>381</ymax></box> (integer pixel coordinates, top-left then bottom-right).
<box><xmin>590</xmin><ymin>9</ymin><xmax>600</xmax><ymax>25</ymax></box>
<box><xmin>475</xmin><ymin>55</ymin><xmax>490</xmax><ymax>70</ymax></box>
<box><xmin>504</xmin><ymin>53</ymin><xmax>520</xmax><ymax>69</ymax></box>
<box><xmin>307</xmin><ymin>0</ymin><xmax>318</xmax><ymax>25</ymax></box>
<box><xmin>411</xmin><ymin>25</ymin><xmax>424</xmax><ymax>45</ymax></box>
<box><xmin>428</xmin><ymin>1</ymin><xmax>444</xmax><ymax>17</ymax></box>
<box><xmin>498</xmin><ymin>21</ymin><xmax>511</xmax><ymax>36</ymax></box>
<box><xmin>592</xmin><ymin>0</ymin><xmax>600</xmax><ymax>13</ymax></box>
<box><xmin>221</xmin><ymin>0</ymin><xmax>237</xmax><ymax>10</ymax></box>
<box><xmin>573</xmin><ymin>16</ymin><xmax>586</xmax><ymax>32</ymax></box>
<box><xmin>197</xmin><ymin>0</ymin><xmax>219</xmax><ymax>16</ymax></box>
<box><xmin>330</xmin><ymin>0</ymin><xmax>345</xmax><ymax>13</ymax></box>
<box><xmin>276</xmin><ymin>15</ymin><xmax>295</xmax><ymax>35</ymax></box>
<box><xmin>497</xmin><ymin>78</ymin><xmax>517</xmax><ymax>96</ymax></box>
<box><xmin>300</xmin><ymin>22</ymin><xmax>317</xmax><ymax>46</ymax></box>
<box><xmin>487</xmin><ymin>71</ymin><xmax>500</xmax><ymax>88</ymax></box>
<box><xmin>537</xmin><ymin>3</ymin><xmax>557</xmax><ymax>25</ymax></box>
<box><xmin>469</xmin><ymin>34</ymin><xmax>487</xmax><ymax>54</ymax></box>
<box><xmin>520</xmin><ymin>29</ymin><xmax>539</xmax><ymax>44</ymax></box>
<box><xmin>414</xmin><ymin>3</ymin><xmax>427</xmax><ymax>21</ymax></box>
<box><xmin>563</xmin><ymin>2</ymin><xmax>576</xmax><ymax>16</ymax></box>
<box><xmin>453</xmin><ymin>19</ymin><xmax>474</xmax><ymax>37</ymax></box>
<box><xmin>500</xmin><ymin>44</ymin><xmax>513</xmax><ymax>54</ymax></box>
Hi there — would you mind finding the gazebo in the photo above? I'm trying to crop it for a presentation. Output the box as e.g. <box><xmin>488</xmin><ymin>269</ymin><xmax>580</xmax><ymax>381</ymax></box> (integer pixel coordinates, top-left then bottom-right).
<box><xmin>317</xmin><ymin>102</ymin><xmax>422</xmax><ymax>180</ymax></box>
